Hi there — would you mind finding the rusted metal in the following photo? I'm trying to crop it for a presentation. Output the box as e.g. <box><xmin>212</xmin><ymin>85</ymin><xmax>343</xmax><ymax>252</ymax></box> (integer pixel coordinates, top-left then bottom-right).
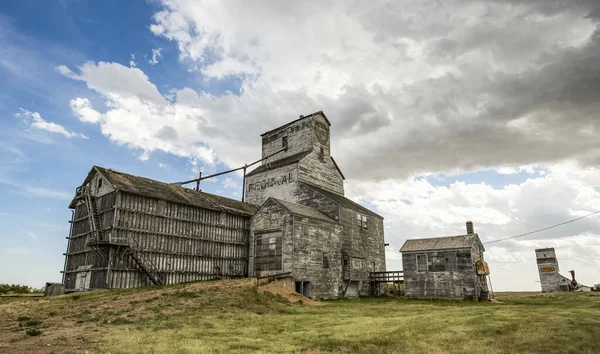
<box><xmin>476</xmin><ymin>261</ymin><xmax>490</xmax><ymax>275</ymax></box>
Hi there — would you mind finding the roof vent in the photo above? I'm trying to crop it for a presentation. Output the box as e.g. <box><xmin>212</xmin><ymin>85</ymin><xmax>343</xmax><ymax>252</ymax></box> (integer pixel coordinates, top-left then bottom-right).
<box><xmin>466</xmin><ymin>221</ymin><xmax>474</xmax><ymax>235</ymax></box>
<box><xmin>299</xmin><ymin>114</ymin><xmax>304</xmax><ymax>118</ymax></box>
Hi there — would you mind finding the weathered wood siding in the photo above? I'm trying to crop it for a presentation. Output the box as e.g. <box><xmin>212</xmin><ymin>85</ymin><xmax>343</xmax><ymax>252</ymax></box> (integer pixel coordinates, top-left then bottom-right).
<box><xmin>338</xmin><ymin>206</ymin><xmax>386</xmax><ymax>296</ymax></box>
<box><xmin>249</xmin><ymin>200</ymin><xmax>293</xmax><ymax>278</ymax></box>
<box><xmin>471</xmin><ymin>243</ymin><xmax>489</xmax><ymax>295</ymax></box>
<box><xmin>64</xmin><ymin>191</ymin><xmax>116</xmax><ymax>290</ymax></box>
<box><xmin>245</xmin><ymin>163</ymin><xmax>299</xmax><ymax>205</ymax></box>
<box><xmin>109</xmin><ymin>192</ymin><xmax>250</xmax><ymax>288</ymax></box>
<box><xmin>261</xmin><ymin>115</ymin><xmax>314</xmax><ymax>162</ymax></box>
<box><xmin>292</xmin><ymin>215</ymin><xmax>343</xmax><ymax>298</ymax></box>
<box><xmin>297</xmin><ymin>183</ymin><xmax>340</xmax><ymax>221</ymax></box>
<box><xmin>298</xmin><ymin>115</ymin><xmax>344</xmax><ymax>195</ymax></box>
<box><xmin>250</xmin><ymin>199</ymin><xmax>345</xmax><ymax>298</ymax></box>
<box><xmin>535</xmin><ymin>248</ymin><xmax>572</xmax><ymax>292</ymax></box>
<box><xmin>402</xmin><ymin>249</ymin><xmax>478</xmax><ymax>299</ymax></box>
<box><xmin>249</xmin><ymin>113</ymin><xmax>344</xmax><ymax>206</ymax></box>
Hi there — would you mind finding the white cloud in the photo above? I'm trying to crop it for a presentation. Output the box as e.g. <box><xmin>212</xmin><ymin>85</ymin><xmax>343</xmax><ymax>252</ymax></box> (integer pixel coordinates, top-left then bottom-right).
<box><xmin>15</xmin><ymin>108</ymin><xmax>87</xmax><ymax>139</ymax></box>
<box><xmin>222</xmin><ymin>177</ymin><xmax>237</xmax><ymax>189</ymax></box>
<box><xmin>345</xmin><ymin>162</ymin><xmax>600</xmax><ymax>290</ymax></box>
<box><xmin>201</xmin><ymin>57</ymin><xmax>256</xmax><ymax>79</ymax></box>
<box><xmin>55</xmin><ymin>64</ymin><xmax>77</xmax><ymax>78</ymax></box>
<box><xmin>148</xmin><ymin>48</ymin><xmax>162</xmax><ymax>65</ymax></box>
<box><xmin>70</xmin><ymin>98</ymin><xmax>102</xmax><ymax>123</ymax></box>
<box><xmin>130</xmin><ymin>53</ymin><xmax>137</xmax><ymax>67</ymax></box>
<box><xmin>56</xmin><ymin>1</ymin><xmax>600</xmax><ymax>291</ymax></box>
<box><xmin>22</xmin><ymin>186</ymin><xmax>72</xmax><ymax>200</ymax></box>
<box><xmin>146</xmin><ymin>0</ymin><xmax>600</xmax><ymax>179</ymax></box>
<box><xmin>25</xmin><ymin>232</ymin><xmax>37</xmax><ymax>239</ymax></box>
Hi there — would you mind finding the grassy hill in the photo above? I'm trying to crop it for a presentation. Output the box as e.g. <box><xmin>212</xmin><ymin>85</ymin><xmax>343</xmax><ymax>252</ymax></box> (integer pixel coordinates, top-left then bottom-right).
<box><xmin>1</xmin><ymin>279</ymin><xmax>599</xmax><ymax>353</ymax></box>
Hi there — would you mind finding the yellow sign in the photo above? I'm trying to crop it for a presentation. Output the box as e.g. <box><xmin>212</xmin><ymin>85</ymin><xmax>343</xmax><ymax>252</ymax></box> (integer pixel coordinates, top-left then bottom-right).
<box><xmin>541</xmin><ymin>266</ymin><xmax>555</xmax><ymax>273</ymax></box>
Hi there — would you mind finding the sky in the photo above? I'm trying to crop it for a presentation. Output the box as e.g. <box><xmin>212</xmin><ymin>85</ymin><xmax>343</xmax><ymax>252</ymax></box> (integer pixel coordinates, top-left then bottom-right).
<box><xmin>1</xmin><ymin>0</ymin><xmax>599</xmax><ymax>291</ymax></box>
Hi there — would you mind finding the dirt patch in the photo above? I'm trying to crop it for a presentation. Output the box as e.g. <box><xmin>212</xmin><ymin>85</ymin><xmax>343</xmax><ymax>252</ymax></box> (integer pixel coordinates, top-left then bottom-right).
<box><xmin>258</xmin><ymin>278</ymin><xmax>322</xmax><ymax>305</ymax></box>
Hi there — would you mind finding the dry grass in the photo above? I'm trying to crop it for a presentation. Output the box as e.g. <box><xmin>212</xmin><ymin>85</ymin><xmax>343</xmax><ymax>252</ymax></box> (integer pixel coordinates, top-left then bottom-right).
<box><xmin>1</xmin><ymin>280</ymin><xmax>599</xmax><ymax>354</ymax></box>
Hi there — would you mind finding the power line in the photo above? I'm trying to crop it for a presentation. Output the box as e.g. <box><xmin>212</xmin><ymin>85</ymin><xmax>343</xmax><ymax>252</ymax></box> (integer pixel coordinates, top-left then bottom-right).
<box><xmin>483</xmin><ymin>209</ymin><xmax>600</xmax><ymax>245</ymax></box>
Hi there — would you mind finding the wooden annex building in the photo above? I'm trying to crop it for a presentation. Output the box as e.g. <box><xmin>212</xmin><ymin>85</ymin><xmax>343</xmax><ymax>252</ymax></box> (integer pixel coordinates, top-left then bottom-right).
<box><xmin>399</xmin><ymin>222</ymin><xmax>490</xmax><ymax>300</ymax></box>
<box><xmin>63</xmin><ymin>166</ymin><xmax>257</xmax><ymax>292</ymax></box>
<box><xmin>62</xmin><ymin>111</ymin><xmax>388</xmax><ymax>298</ymax></box>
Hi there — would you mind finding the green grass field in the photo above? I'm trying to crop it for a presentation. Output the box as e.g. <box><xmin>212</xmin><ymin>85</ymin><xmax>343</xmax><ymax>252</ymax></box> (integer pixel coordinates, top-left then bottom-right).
<box><xmin>1</xmin><ymin>279</ymin><xmax>599</xmax><ymax>353</ymax></box>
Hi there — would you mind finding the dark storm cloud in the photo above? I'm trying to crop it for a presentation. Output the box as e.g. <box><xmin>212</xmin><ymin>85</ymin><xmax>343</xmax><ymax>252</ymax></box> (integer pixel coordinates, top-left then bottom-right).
<box><xmin>333</xmin><ymin>1</ymin><xmax>600</xmax><ymax>180</ymax></box>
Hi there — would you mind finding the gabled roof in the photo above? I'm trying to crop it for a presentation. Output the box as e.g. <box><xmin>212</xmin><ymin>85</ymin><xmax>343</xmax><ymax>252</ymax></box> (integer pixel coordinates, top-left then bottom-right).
<box><xmin>76</xmin><ymin>166</ymin><xmax>258</xmax><ymax>216</ymax></box>
<box><xmin>301</xmin><ymin>181</ymin><xmax>383</xmax><ymax>219</ymax></box>
<box><xmin>245</xmin><ymin>150</ymin><xmax>311</xmax><ymax>177</ymax></box>
<box><xmin>330</xmin><ymin>157</ymin><xmax>345</xmax><ymax>180</ymax></box>
<box><xmin>400</xmin><ymin>234</ymin><xmax>483</xmax><ymax>253</ymax></box>
<box><xmin>259</xmin><ymin>198</ymin><xmax>335</xmax><ymax>223</ymax></box>
<box><xmin>260</xmin><ymin>111</ymin><xmax>331</xmax><ymax>137</ymax></box>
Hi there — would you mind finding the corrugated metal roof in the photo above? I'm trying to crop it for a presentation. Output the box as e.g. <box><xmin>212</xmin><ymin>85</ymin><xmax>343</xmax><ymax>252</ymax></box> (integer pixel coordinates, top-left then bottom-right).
<box><xmin>271</xmin><ymin>198</ymin><xmax>335</xmax><ymax>223</ymax></box>
<box><xmin>400</xmin><ymin>234</ymin><xmax>480</xmax><ymax>252</ymax></box>
<box><xmin>245</xmin><ymin>150</ymin><xmax>311</xmax><ymax>177</ymax></box>
<box><xmin>92</xmin><ymin>166</ymin><xmax>258</xmax><ymax>216</ymax></box>
<box><xmin>301</xmin><ymin>181</ymin><xmax>383</xmax><ymax>219</ymax></box>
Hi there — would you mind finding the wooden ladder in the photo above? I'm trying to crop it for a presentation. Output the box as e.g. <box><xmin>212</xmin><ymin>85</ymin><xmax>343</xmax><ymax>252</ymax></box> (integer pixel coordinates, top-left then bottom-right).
<box><xmin>84</xmin><ymin>193</ymin><xmax>103</xmax><ymax>243</ymax></box>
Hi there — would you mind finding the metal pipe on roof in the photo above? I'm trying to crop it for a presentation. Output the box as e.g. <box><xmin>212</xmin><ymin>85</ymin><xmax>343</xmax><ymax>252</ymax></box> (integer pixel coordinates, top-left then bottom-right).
<box><xmin>173</xmin><ymin>147</ymin><xmax>287</xmax><ymax>186</ymax></box>
<box><xmin>241</xmin><ymin>164</ymin><xmax>247</xmax><ymax>202</ymax></box>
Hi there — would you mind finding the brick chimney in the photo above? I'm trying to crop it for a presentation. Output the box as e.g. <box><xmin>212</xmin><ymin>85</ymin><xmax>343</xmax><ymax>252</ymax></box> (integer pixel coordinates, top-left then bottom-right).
<box><xmin>466</xmin><ymin>221</ymin><xmax>474</xmax><ymax>235</ymax></box>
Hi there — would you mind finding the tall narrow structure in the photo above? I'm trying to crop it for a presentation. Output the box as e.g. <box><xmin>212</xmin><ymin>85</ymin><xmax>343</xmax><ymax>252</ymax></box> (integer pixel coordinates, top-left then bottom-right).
<box><xmin>246</xmin><ymin>111</ymin><xmax>386</xmax><ymax>298</ymax></box>
<box><xmin>535</xmin><ymin>248</ymin><xmax>573</xmax><ymax>292</ymax></box>
<box><xmin>245</xmin><ymin>111</ymin><xmax>345</xmax><ymax>204</ymax></box>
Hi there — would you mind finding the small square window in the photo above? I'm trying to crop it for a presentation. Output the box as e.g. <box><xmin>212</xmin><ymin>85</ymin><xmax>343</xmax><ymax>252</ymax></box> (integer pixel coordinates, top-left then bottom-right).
<box><xmin>323</xmin><ymin>252</ymin><xmax>329</xmax><ymax>268</ymax></box>
<box><xmin>282</xmin><ymin>136</ymin><xmax>288</xmax><ymax>149</ymax></box>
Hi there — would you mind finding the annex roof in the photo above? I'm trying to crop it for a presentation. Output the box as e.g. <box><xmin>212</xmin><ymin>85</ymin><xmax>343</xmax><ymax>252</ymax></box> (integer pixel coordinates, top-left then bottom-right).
<box><xmin>245</xmin><ymin>150</ymin><xmax>311</xmax><ymax>177</ymax></box>
<box><xmin>260</xmin><ymin>111</ymin><xmax>331</xmax><ymax>137</ymax></box>
<box><xmin>400</xmin><ymin>234</ymin><xmax>483</xmax><ymax>253</ymax></box>
<box><xmin>301</xmin><ymin>181</ymin><xmax>383</xmax><ymax>219</ymax></box>
<box><xmin>75</xmin><ymin>166</ymin><xmax>259</xmax><ymax>216</ymax></box>
<box><xmin>266</xmin><ymin>198</ymin><xmax>335</xmax><ymax>223</ymax></box>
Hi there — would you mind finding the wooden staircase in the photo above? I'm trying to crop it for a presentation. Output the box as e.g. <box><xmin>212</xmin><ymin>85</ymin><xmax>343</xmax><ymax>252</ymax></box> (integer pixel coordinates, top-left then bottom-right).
<box><xmin>126</xmin><ymin>236</ymin><xmax>165</xmax><ymax>286</ymax></box>
<box><xmin>82</xmin><ymin>189</ymin><xmax>164</xmax><ymax>286</ymax></box>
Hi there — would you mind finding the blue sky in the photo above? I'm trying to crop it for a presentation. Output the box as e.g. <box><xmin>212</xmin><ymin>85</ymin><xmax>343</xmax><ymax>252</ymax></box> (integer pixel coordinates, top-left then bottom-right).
<box><xmin>0</xmin><ymin>1</ymin><xmax>242</xmax><ymax>286</ymax></box>
<box><xmin>1</xmin><ymin>0</ymin><xmax>599</xmax><ymax>290</ymax></box>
